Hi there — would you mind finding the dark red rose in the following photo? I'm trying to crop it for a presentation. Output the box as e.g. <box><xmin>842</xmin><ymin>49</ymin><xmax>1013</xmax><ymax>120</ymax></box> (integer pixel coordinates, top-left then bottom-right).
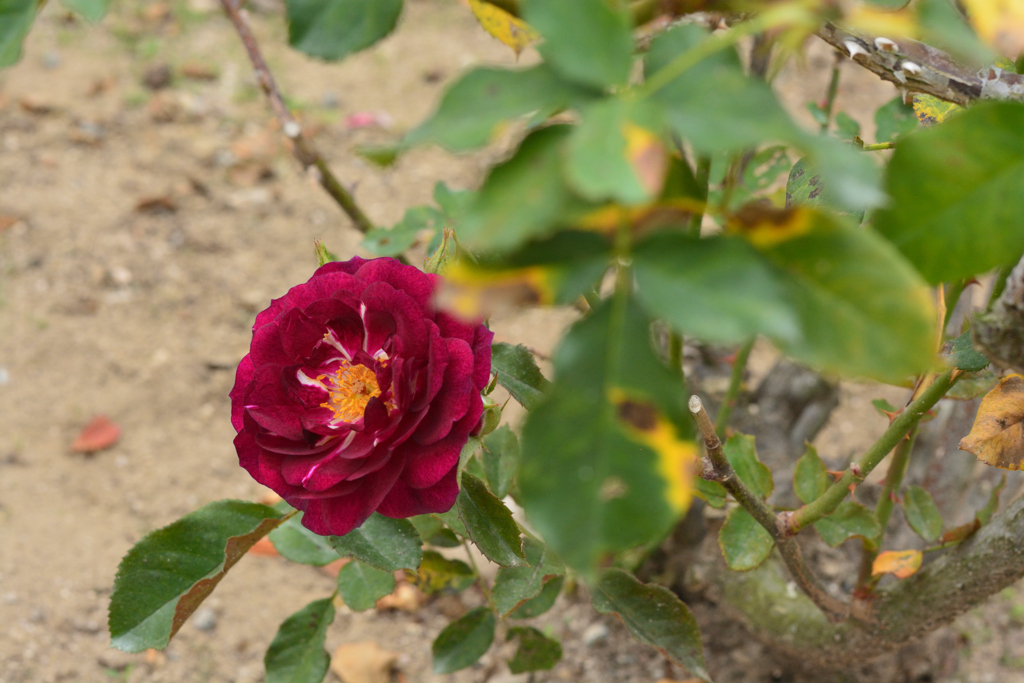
<box><xmin>230</xmin><ymin>257</ymin><xmax>493</xmax><ymax>536</ymax></box>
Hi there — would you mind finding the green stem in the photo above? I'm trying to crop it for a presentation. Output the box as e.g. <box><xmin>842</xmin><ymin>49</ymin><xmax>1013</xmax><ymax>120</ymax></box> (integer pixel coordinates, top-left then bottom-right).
<box><xmin>668</xmin><ymin>330</ymin><xmax>683</xmax><ymax>379</ymax></box>
<box><xmin>820</xmin><ymin>60</ymin><xmax>841</xmax><ymax>134</ymax></box>
<box><xmin>688</xmin><ymin>155</ymin><xmax>711</xmax><ymax>237</ymax></box>
<box><xmin>463</xmin><ymin>539</ymin><xmax>491</xmax><ymax>600</ymax></box>
<box><xmin>988</xmin><ymin>262</ymin><xmax>1015</xmax><ymax>309</ymax></box>
<box><xmin>861</xmin><ymin>142</ymin><xmax>896</xmax><ymax>151</ymax></box>
<box><xmin>715</xmin><ymin>338</ymin><xmax>755</xmax><ymax>434</ymax></box>
<box><xmin>856</xmin><ymin>428</ymin><xmax>917</xmax><ymax>591</ymax></box>
<box><xmin>640</xmin><ymin>5</ymin><xmax>807</xmax><ymax>97</ymax></box>
<box><xmin>943</xmin><ymin>279</ymin><xmax>968</xmax><ymax>334</ymax></box>
<box><xmin>785</xmin><ymin>369</ymin><xmax>958</xmax><ymax>533</ymax></box>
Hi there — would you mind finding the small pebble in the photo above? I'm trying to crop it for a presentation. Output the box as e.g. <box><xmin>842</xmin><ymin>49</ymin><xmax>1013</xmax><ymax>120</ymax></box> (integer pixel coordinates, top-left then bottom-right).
<box><xmin>98</xmin><ymin>650</ymin><xmax>134</xmax><ymax>671</ymax></box>
<box><xmin>193</xmin><ymin>607</ymin><xmax>217</xmax><ymax>631</ymax></box>
<box><xmin>583</xmin><ymin>622</ymin><xmax>609</xmax><ymax>646</ymax></box>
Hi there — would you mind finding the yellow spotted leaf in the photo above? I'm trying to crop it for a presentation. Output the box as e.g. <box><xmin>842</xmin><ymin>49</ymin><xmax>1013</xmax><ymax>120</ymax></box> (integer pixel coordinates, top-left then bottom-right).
<box><xmin>912</xmin><ymin>94</ymin><xmax>962</xmax><ymax>127</ymax></box>
<box><xmin>962</xmin><ymin>0</ymin><xmax>1024</xmax><ymax>58</ymax></box>
<box><xmin>439</xmin><ymin>261</ymin><xmax>554</xmax><ymax>320</ymax></box>
<box><xmin>872</xmin><ymin>549</ymin><xmax>923</xmax><ymax>579</ymax></box>
<box><xmin>576</xmin><ymin>198</ymin><xmax>704</xmax><ymax>235</ymax></box>
<box><xmin>727</xmin><ymin>203</ymin><xmax>813</xmax><ymax>249</ymax></box>
<box><xmin>959</xmin><ymin>374</ymin><xmax>1024</xmax><ymax>470</ymax></box>
<box><xmin>622</xmin><ymin>124</ymin><xmax>668</xmax><ymax>199</ymax></box>
<box><xmin>611</xmin><ymin>391</ymin><xmax>698</xmax><ymax>513</ymax></box>
<box><xmin>468</xmin><ymin>0</ymin><xmax>539</xmax><ymax>56</ymax></box>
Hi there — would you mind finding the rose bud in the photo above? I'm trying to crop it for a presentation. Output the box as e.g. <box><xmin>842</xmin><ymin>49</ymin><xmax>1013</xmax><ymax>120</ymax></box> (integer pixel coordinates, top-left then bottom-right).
<box><xmin>230</xmin><ymin>257</ymin><xmax>493</xmax><ymax>536</ymax></box>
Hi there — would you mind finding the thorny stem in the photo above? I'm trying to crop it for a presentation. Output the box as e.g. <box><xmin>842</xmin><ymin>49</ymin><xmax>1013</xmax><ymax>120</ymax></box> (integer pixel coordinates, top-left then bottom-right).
<box><xmin>856</xmin><ymin>428</ymin><xmax>917</xmax><ymax>592</ymax></box>
<box><xmin>219</xmin><ymin>0</ymin><xmax>386</xmax><ymax>243</ymax></box>
<box><xmin>714</xmin><ymin>338</ymin><xmax>754</xmax><ymax>434</ymax></box>
<box><xmin>786</xmin><ymin>369</ymin><xmax>958</xmax><ymax>534</ymax></box>
<box><xmin>820</xmin><ymin>56</ymin><xmax>842</xmax><ymax>133</ymax></box>
<box><xmin>689</xmin><ymin>395</ymin><xmax>853</xmax><ymax>622</ymax></box>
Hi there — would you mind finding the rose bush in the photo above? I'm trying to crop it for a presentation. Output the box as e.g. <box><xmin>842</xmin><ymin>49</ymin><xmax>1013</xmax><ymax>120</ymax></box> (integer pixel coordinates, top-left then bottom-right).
<box><xmin>230</xmin><ymin>256</ymin><xmax>493</xmax><ymax>536</ymax></box>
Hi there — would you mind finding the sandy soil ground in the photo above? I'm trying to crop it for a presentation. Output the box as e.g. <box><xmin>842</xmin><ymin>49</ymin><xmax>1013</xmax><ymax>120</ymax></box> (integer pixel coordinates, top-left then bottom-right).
<box><xmin>2</xmin><ymin>2</ymin><xmax>1024</xmax><ymax>682</ymax></box>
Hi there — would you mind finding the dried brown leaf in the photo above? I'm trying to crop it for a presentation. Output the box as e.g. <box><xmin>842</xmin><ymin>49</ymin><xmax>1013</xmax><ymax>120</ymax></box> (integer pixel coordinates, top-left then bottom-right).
<box><xmin>872</xmin><ymin>549</ymin><xmax>923</xmax><ymax>579</ymax></box>
<box><xmin>959</xmin><ymin>374</ymin><xmax>1024</xmax><ymax>470</ymax></box>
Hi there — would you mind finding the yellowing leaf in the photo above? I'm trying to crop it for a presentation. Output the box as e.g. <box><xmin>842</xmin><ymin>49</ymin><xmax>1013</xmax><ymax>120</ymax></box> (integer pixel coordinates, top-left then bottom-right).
<box><xmin>727</xmin><ymin>203</ymin><xmax>814</xmax><ymax>249</ymax></box>
<box><xmin>962</xmin><ymin>0</ymin><xmax>1024</xmax><ymax>57</ymax></box>
<box><xmin>576</xmin><ymin>198</ymin><xmax>704</xmax><ymax>234</ymax></box>
<box><xmin>439</xmin><ymin>261</ymin><xmax>555</xmax><ymax>320</ymax></box>
<box><xmin>468</xmin><ymin>0</ymin><xmax>539</xmax><ymax>56</ymax></box>
<box><xmin>959</xmin><ymin>374</ymin><xmax>1024</xmax><ymax>470</ymax></box>
<box><xmin>872</xmin><ymin>549</ymin><xmax>923</xmax><ymax>579</ymax></box>
<box><xmin>622</xmin><ymin>123</ymin><xmax>668</xmax><ymax>198</ymax></box>
<box><xmin>610</xmin><ymin>390</ymin><xmax>698</xmax><ymax>513</ymax></box>
<box><xmin>844</xmin><ymin>6</ymin><xmax>919</xmax><ymax>40</ymax></box>
<box><xmin>912</xmin><ymin>94</ymin><xmax>962</xmax><ymax>127</ymax></box>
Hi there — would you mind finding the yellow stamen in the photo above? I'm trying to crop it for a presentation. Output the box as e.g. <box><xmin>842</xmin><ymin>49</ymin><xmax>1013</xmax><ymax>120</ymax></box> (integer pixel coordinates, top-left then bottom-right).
<box><xmin>318</xmin><ymin>360</ymin><xmax>382</xmax><ymax>423</ymax></box>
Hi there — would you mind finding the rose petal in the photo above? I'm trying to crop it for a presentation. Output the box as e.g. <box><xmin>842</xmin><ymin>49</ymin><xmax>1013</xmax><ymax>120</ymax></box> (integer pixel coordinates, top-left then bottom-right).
<box><xmin>377</xmin><ymin>465</ymin><xmax>459</xmax><ymax>518</ymax></box>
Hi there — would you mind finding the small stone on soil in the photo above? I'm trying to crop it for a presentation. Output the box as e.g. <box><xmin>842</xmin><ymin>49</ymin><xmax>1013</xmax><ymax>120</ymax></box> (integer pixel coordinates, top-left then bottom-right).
<box><xmin>583</xmin><ymin>623</ymin><xmax>609</xmax><ymax>646</ymax></box>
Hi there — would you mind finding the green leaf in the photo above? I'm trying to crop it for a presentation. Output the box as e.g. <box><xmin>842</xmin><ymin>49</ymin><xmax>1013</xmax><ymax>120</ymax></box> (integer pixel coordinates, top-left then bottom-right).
<box><xmin>874</xmin><ymin>96</ymin><xmax>918</xmax><ymax>143</ymax></box>
<box><xmin>336</xmin><ymin>560</ymin><xmax>395</xmax><ymax>611</ymax></box>
<box><xmin>457</xmin><ymin>126</ymin><xmax>582</xmax><ymax>252</ymax></box>
<box><xmin>406</xmin><ymin>64</ymin><xmax>592</xmax><ymax>151</ymax></box>
<box><xmin>916</xmin><ymin>0</ymin><xmax>993</xmax><ymax>65</ymax></box>
<box><xmin>874</xmin><ymin>101</ymin><xmax>1024</xmax><ymax>284</ymax></box>
<box><xmin>723</xmin><ymin>433</ymin><xmax>773</xmax><ymax>499</ymax></box>
<box><xmin>109</xmin><ymin>500</ymin><xmax>285</xmax><ymax>652</ymax></box>
<box><xmin>806</xmin><ymin>102</ymin><xmax>828</xmax><ymax>127</ymax></box>
<box><xmin>286</xmin><ymin>0</ymin><xmax>403</xmax><ymax>62</ymax></box>
<box><xmin>264</xmin><ymin>598</ymin><xmax>335</xmax><ymax>683</ymax></box>
<box><xmin>633</xmin><ymin>232</ymin><xmax>800</xmax><ymax>345</ymax></box>
<box><xmin>834</xmin><ymin>112</ymin><xmax>861</xmax><ymax>142</ymax></box>
<box><xmin>813</xmin><ymin>501</ymin><xmax>881</xmax><ymax>547</ymax></box>
<box><xmin>521</xmin><ymin>0</ymin><xmax>633</xmax><ymax>90</ymax></box>
<box><xmin>432</xmin><ymin>607</ymin><xmax>496</xmax><ymax>674</ymax></box>
<box><xmin>903</xmin><ymin>485</ymin><xmax>943</xmax><ymax>543</ymax></box>
<box><xmin>328</xmin><ymin>513</ymin><xmax>422</xmax><ymax>572</ymax></box>
<box><xmin>60</xmin><ymin>0</ymin><xmax>108</xmax><ymax>21</ymax></box>
<box><xmin>647</xmin><ymin>25</ymin><xmax>882</xmax><ymax>211</ymax></box>
<box><xmin>492</xmin><ymin>536</ymin><xmax>565</xmax><ymax>616</ymax></box>
<box><xmin>718</xmin><ymin>507</ymin><xmax>774</xmax><ymax>571</ymax></box>
<box><xmin>508</xmin><ymin>576</ymin><xmax>564</xmax><ymax>619</ymax></box>
<box><xmin>409</xmin><ymin>515</ymin><xmax>462</xmax><ymax>548</ymax></box>
<box><xmin>507</xmin><ymin>627</ymin><xmax>562</xmax><ymax>674</ymax></box>
<box><xmin>458</xmin><ymin>472</ymin><xmax>526</xmax><ymax>567</ymax></box>
<box><xmin>694</xmin><ymin>478</ymin><xmax>726</xmax><ymax>509</ymax></box>
<box><xmin>361</xmin><ymin>206</ymin><xmax>443</xmax><ymax>257</ymax></box>
<box><xmin>793</xmin><ymin>445</ymin><xmax>829</xmax><ymax>505</ymax></box>
<box><xmin>437</xmin><ymin>506</ymin><xmax>469</xmax><ymax>538</ymax></box>
<box><xmin>490</xmin><ymin>343</ymin><xmax>551</xmax><ymax>410</ymax></box>
<box><xmin>519</xmin><ymin>297</ymin><xmax>698</xmax><ymax>572</ymax></box>
<box><xmin>944</xmin><ymin>329</ymin><xmax>990</xmax><ymax>372</ymax></box>
<box><xmin>482</xmin><ymin>425</ymin><xmax>519</xmax><ymax>499</ymax></box>
<box><xmin>591</xmin><ymin>568</ymin><xmax>710</xmax><ymax>682</ymax></box>
<box><xmin>784</xmin><ymin>156</ymin><xmax>864</xmax><ymax>222</ymax></box>
<box><xmin>0</xmin><ymin>0</ymin><xmax>35</xmax><ymax>67</ymax></box>
<box><xmin>413</xmin><ymin>550</ymin><xmax>476</xmax><ymax>594</ymax></box>
<box><xmin>269</xmin><ymin>512</ymin><xmax>342</xmax><ymax>567</ymax></box>
<box><xmin>742</xmin><ymin>208</ymin><xmax>936</xmax><ymax>382</ymax></box>
<box><xmin>565</xmin><ymin>97</ymin><xmax>667</xmax><ymax>205</ymax></box>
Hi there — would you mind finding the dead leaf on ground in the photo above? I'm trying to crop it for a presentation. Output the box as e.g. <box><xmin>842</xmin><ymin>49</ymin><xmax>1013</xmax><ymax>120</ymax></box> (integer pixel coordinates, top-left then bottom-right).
<box><xmin>0</xmin><ymin>215</ymin><xmax>21</xmax><ymax>232</ymax></box>
<box><xmin>872</xmin><ymin>549</ymin><xmax>923</xmax><ymax>579</ymax></box>
<box><xmin>180</xmin><ymin>62</ymin><xmax>218</xmax><ymax>80</ymax></box>
<box><xmin>330</xmin><ymin>642</ymin><xmax>399</xmax><ymax>683</ymax></box>
<box><xmin>959</xmin><ymin>374</ymin><xmax>1024</xmax><ymax>470</ymax></box>
<box><xmin>376</xmin><ymin>582</ymin><xmax>427</xmax><ymax>612</ymax></box>
<box><xmin>247</xmin><ymin>536</ymin><xmax>279</xmax><ymax>557</ymax></box>
<box><xmin>135</xmin><ymin>196</ymin><xmax>177</xmax><ymax>214</ymax></box>
<box><xmin>19</xmin><ymin>95</ymin><xmax>54</xmax><ymax>115</ymax></box>
<box><xmin>70</xmin><ymin>415</ymin><xmax>122</xmax><ymax>453</ymax></box>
